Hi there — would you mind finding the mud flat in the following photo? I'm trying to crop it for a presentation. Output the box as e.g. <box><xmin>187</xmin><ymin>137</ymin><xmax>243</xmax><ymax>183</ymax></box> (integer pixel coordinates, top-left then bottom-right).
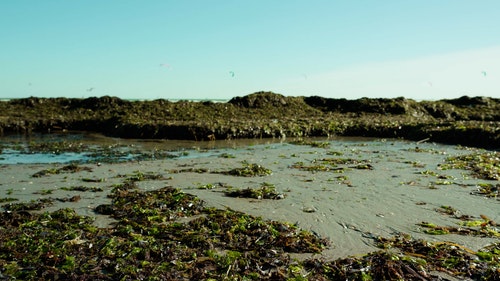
<box><xmin>1</xmin><ymin>136</ymin><xmax>499</xmax><ymax>280</ymax></box>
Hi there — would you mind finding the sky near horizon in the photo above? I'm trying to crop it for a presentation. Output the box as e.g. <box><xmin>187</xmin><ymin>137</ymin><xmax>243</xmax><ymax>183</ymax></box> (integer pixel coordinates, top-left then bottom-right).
<box><xmin>1</xmin><ymin>1</ymin><xmax>499</xmax><ymax>101</ymax></box>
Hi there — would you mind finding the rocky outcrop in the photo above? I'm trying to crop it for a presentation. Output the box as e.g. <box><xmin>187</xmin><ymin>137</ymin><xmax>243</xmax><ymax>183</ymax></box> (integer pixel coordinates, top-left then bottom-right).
<box><xmin>0</xmin><ymin>92</ymin><xmax>498</xmax><ymax>148</ymax></box>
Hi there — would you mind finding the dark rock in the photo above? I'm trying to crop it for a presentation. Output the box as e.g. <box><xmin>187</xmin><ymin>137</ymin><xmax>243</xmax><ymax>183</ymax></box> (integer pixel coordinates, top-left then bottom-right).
<box><xmin>94</xmin><ymin>204</ymin><xmax>114</xmax><ymax>215</ymax></box>
<box><xmin>228</xmin><ymin>91</ymin><xmax>292</xmax><ymax>108</ymax></box>
<box><xmin>444</xmin><ymin>96</ymin><xmax>497</xmax><ymax>106</ymax></box>
<box><xmin>78</xmin><ymin>96</ymin><xmax>128</xmax><ymax>110</ymax></box>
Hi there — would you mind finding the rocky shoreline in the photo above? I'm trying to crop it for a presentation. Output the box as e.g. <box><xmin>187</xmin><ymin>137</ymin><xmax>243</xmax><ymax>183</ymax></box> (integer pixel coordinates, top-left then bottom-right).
<box><xmin>1</xmin><ymin>91</ymin><xmax>499</xmax><ymax>148</ymax></box>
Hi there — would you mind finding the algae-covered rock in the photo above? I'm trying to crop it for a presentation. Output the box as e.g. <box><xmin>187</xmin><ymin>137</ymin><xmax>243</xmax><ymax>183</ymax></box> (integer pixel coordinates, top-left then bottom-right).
<box><xmin>0</xmin><ymin>92</ymin><xmax>498</xmax><ymax>148</ymax></box>
<box><xmin>229</xmin><ymin>91</ymin><xmax>298</xmax><ymax>108</ymax></box>
<box><xmin>303</xmin><ymin>96</ymin><xmax>422</xmax><ymax>115</ymax></box>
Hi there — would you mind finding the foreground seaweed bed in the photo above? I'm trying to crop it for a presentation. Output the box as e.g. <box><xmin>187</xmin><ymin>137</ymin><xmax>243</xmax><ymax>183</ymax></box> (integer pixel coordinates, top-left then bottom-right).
<box><xmin>1</xmin><ymin>173</ymin><xmax>500</xmax><ymax>280</ymax></box>
<box><xmin>0</xmin><ymin>92</ymin><xmax>499</xmax><ymax>149</ymax></box>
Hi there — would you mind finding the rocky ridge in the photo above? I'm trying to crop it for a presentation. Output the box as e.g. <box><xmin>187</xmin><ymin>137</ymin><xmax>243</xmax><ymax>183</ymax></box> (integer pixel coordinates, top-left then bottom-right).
<box><xmin>0</xmin><ymin>91</ymin><xmax>498</xmax><ymax>148</ymax></box>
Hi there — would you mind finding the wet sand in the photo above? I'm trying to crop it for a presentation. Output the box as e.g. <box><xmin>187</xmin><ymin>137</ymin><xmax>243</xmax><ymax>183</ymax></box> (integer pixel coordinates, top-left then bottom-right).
<box><xmin>1</xmin><ymin>137</ymin><xmax>498</xmax><ymax>260</ymax></box>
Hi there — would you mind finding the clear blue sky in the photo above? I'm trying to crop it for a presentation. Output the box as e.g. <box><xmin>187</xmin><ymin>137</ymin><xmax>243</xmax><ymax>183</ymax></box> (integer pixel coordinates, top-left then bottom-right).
<box><xmin>1</xmin><ymin>0</ymin><xmax>499</xmax><ymax>100</ymax></box>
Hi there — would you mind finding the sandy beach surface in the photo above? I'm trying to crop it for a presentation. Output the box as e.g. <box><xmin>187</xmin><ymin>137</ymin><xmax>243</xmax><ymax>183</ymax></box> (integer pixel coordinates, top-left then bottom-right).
<box><xmin>1</xmin><ymin>137</ymin><xmax>498</xmax><ymax>260</ymax></box>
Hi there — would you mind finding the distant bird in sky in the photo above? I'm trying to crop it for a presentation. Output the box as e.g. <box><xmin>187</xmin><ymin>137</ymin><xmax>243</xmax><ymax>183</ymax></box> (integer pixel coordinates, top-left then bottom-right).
<box><xmin>229</xmin><ymin>71</ymin><xmax>235</xmax><ymax>77</ymax></box>
<box><xmin>87</xmin><ymin>87</ymin><xmax>94</xmax><ymax>92</ymax></box>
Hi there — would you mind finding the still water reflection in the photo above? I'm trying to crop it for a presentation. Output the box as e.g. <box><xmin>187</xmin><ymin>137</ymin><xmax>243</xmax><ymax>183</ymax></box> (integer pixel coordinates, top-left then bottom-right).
<box><xmin>0</xmin><ymin>132</ymin><xmax>315</xmax><ymax>164</ymax></box>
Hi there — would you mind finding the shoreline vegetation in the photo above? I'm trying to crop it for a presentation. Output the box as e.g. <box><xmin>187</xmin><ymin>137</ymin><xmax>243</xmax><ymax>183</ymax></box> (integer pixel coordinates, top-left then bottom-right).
<box><xmin>0</xmin><ymin>91</ymin><xmax>498</xmax><ymax>149</ymax></box>
<box><xmin>1</xmin><ymin>92</ymin><xmax>500</xmax><ymax>280</ymax></box>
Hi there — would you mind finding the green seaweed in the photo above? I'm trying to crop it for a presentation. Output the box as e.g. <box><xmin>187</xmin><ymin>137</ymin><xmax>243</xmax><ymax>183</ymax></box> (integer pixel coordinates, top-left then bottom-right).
<box><xmin>289</xmin><ymin>139</ymin><xmax>330</xmax><ymax>148</ymax></box>
<box><xmin>32</xmin><ymin>164</ymin><xmax>93</xmax><ymax>178</ymax></box>
<box><xmin>218</xmin><ymin>163</ymin><xmax>272</xmax><ymax>177</ymax></box>
<box><xmin>60</xmin><ymin>186</ymin><xmax>103</xmax><ymax>192</ymax></box>
<box><xmin>1</xmin><ymin>188</ymin><xmax>499</xmax><ymax>280</ymax></box>
<box><xmin>471</xmin><ymin>183</ymin><xmax>500</xmax><ymax>198</ymax></box>
<box><xmin>224</xmin><ymin>183</ymin><xmax>285</xmax><ymax>200</ymax></box>
<box><xmin>0</xmin><ymin>197</ymin><xmax>18</xmax><ymax>203</ymax></box>
<box><xmin>439</xmin><ymin>151</ymin><xmax>500</xmax><ymax>180</ymax></box>
<box><xmin>2</xmin><ymin>198</ymin><xmax>54</xmax><ymax>211</ymax></box>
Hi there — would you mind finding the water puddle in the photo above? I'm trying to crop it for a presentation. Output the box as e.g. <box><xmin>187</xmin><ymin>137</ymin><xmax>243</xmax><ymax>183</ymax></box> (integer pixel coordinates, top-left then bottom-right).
<box><xmin>0</xmin><ymin>132</ymin><xmax>391</xmax><ymax>165</ymax></box>
<box><xmin>0</xmin><ymin>132</ymin><xmax>276</xmax><ymax>164</ymax></box>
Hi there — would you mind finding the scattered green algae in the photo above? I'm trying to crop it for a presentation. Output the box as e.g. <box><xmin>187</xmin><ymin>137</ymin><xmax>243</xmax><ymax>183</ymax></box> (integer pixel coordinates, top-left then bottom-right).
<box><xmin>224</xmin><ymin>183</ymin><xmax>285</xmax><ymax>200</ymax></box>
<box><xmin>0</xmin><ymin>197</ymin><xmax>18</xmax><ymax>203</ymax></box>
<box><xmin>168</xmin><ymin>162</ymin><xmax>273</xmax><ymax>177</ymax></box>
<box><xmin>218</xmin><ymin>162</ymin><xmax>273</xmax><ymax>177</ymax></box>
<box><xmin>288</xmin><ymin>139</ymin><xmax>331</xmax><ymax>148</ymax></box>
<box><xmin>418</xmin><ymin>221</ymin><xmax>500</xmax><ymax>237</ymax></box>
<box><xmin>289</xmin><ymin>156</ymin><xmax>373</xmax><ymax>173</ymax></box>
<box><xmin>417</xmin><ymin>206</ymin><xmax>500</xmax><ymax>237</ymax></box>
<box><xmin>2</xmin><ymin>168</ymin><xmax>500</xmax><ymax>280</ymax></box>
<box><xmin>3</xmin><ymin>198</ymin><xmax>54</xmax><ymax>212</ymax></box>
<box><xmin>0</xmin><ymin>137</ymin><xmax>186</xmax><ymax>164</ymax></box>
<box><xmin>2</xmin><ymin>205</ymin><xmax>499</xmax><ymax>279</ymax></box>
<box><xmin>32</xmin><ymin>163</ymin><xmax>93</xmax><ymax>178</ymax></box>
<box><xmin>373</xmin><ymin>235</ymin><xmax>500</xmax><ymax>280</ymax></box>
<box><xmin>27</xmin><ymin>140</ymin><xmax>90</xmax><ymax>154</ymax></box>
<box><xmin>439</xmin><ymin>151</ymin><xmax>500</xmax><ymax>180</ymax></box>
<box><xmin>1</xmin><ymin>172</ymin><xmax>329</xmax><ymax>280</ymax></box>
<box><xmin>472</xmin><ymin>183</ymin><xmax>500</xmax><ymax>199</ymax></box>
<box><xmin>60</xmin><ymin>186</ymin><xmax>104</xmax><ymax>192</ymax></box>
<box><xmin>290</xmin><ymin>161</ymin><xmax>346</xmax><ymax>173</ymax></box>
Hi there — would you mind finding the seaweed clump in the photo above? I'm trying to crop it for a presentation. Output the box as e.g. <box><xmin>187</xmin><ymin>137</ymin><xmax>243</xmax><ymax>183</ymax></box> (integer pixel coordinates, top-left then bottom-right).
<box><xmin>32</xmin><ymin>164</ymin><xmax>93</xmax><ymax>178</ymax></box>
<box><xmin>218</xmin><ymin>162</ymin><xmax>272</xmax><ymax>177</ymax></box>
<box><xmin>2</xmin><ymin>182</ymin><xmax>500</xmax><ymax>279</ymax></box>
<box><xmin>472</xmin><ymin>183</ymin><xmax>500</xmax><ymax>198</ymax></box>
<box><xmin>0</xmin><ymin>173</ymin><xmax>329</xmax><ymax>280</ymax></box>
<box><xmin>224</xmin><ymin>183</ymin><xmax>285</xmax><ymax>200</ymax></box>
<box><xmin>439</xmin><ymin>151</ymin><xmax>500</xmax><ymax>180</ymax></box>
<box><xmin>3</xmin><ymin>198</ymin><xmax>54</xmax><ymax>211</ymax></box>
